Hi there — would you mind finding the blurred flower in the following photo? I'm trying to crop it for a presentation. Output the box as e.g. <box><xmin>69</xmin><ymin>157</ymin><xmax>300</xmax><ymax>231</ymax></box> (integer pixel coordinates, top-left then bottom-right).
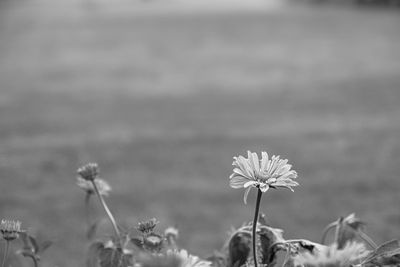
<box><xmin>169</xmin><ymin>249</ymin><xmax>212</xmax><ymax>267</ymax></box>
<box><xmin>137</xmin><ymin>218</ymin><xmax>159</xmax><ymax>234</ymax></box>
<box><xmin>76</xmin><ymin>176</ymin><xmax>111</xmax><ymax>196</ymax></box>
<box><xmin>294</xmin><ymin>242</ymin><xmax>370</xmax><ymax>267</ymax></box>
<box><xmin>0</xmin><ymin>219</ymin><xmax>24</xmax><ymax>241</ymax></box>
<box><xmin>77</xmin><ymin>163</ymin><xmax>99</xmax><ymax>181</ymax></box>
<box><xmin>165</xmin><ymin>226</ymin><xmax>179</xmax><ymax>248</ymax></box>
<box><xmin>229</xmin><ymin>151</ymin><xmax>299</xmax><ymax>203</ymax></box>
<box><xmin>143</xmin><ymin>233</ymin><xmax>164</xmax><ymax>252</ymax></box>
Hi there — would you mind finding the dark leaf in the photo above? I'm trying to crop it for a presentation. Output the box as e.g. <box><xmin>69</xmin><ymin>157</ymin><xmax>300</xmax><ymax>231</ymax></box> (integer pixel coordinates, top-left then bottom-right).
<box><xmin>228</xmin><ymin>231</ymin><xmax>251</xmax><ymax>267</ymax></box>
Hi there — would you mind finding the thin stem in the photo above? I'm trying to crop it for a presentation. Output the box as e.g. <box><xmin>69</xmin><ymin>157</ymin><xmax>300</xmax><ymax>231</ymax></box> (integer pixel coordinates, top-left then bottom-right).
<box><xmin>90</xmin><ymin>181</ymin><xmax>121</xmax><ymax>245</ymax></box>
<box><xmin>84</xmin><ymin>193</ymin><xmax>92</xmax><ymax>232</ymax></box>
<box><xmin>252</xmin><ymin>188</ymin><xmax>263</xmax><ymax>267</ymax></box>
<box><xmin>31</xmin><ymin>256</ymin><xmax>38</xmax><ymax>267</ymax></box>
<box><xmin>357</xmin><ymin>230</ymin><xmax>377</xmax><ymax>249</ymax></box>
<box><xmin>1</xmin><ymin>241</ymin><xmax>9</xmax><ymax>267</ymax></box>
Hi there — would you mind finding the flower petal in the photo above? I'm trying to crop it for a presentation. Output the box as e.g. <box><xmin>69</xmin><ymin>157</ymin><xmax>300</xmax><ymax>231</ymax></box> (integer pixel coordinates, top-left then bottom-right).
<box><xmin>243</xmin><ymin>186</ymin><xmax>252</xmax><ymax>204</ymax></box>
<box><xmin>229</xmin><ymin>175</ymin><xmax>249</xmax><ymax>188</ymax></box>
<box><xmin>260</xmin><ymin>151</ymin><xmax>269</xmax><ymax>171</ymax></box>
<box><xmin>248</xmin><ymin>151</ymin><xmax>260</xmax><ymax>175</ymax></box>
<box><xmin>243</xmin><ymin>181</ymin><xmax>258</xmax><ymax>188</ymax></box>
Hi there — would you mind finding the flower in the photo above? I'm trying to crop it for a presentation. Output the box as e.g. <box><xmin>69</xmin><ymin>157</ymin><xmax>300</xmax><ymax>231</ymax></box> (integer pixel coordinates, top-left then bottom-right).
<box><xmin>229</xmin><ymin>151</ymin><xmax>299</xmax><ymax>204</ymax></box>
<box><xmin>168</xmin><ymin>249</ymin><xmax>212</xmax><ymax>267</ymax></box>
<box><xmin>77</xmin><ymin>163</ymin><xmax>99</xmax><ymax>181</ymax></box>
<box><xmin>76</xmin><ymin>176</ymin><xmax>111</xmax><ymax>196</ymax></box>
<box><xmin>293</xmin><ymin>242</ymin><xmax>370</xmax><ymax>267</ymax></box>
<box><xmin>0</xmin><ymin>219</ymin><xmax>24</xmax><ymax>241</ymax></box>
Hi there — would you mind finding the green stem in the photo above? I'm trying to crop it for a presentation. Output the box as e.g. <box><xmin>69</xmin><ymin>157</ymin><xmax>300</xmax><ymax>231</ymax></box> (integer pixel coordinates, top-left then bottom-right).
<box><xmin>91</xmin><ymin>181</ymin><xmax>121</xmax><ymax>246</ymax></box>
<box><xmin>1</xmin><ymin>241</ymin><xmax>9</xmax><ymax>267</ymax></box>
<box><xmin>252</xmin><ymin>188</ymin><xmax>263</xmax><ymax>267</ymax></box>
<box><xmin>31</xmin><ymin>256</ymin><xmax>38</xmax><ymax>267</ymax></box>
<box><xmin>357</xmin><ymin>230</ymin><xmax>377</xmax><ymax>249</ymax></box>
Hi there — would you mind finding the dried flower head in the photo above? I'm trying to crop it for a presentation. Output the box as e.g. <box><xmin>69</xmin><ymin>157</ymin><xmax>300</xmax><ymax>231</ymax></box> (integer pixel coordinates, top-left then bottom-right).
<box><xmin>294</xmin><ymin>242</ymin><xmax>370</xmax><ymax>267</ymax></box>
<box><xmin>76</xmin><ymin>176</ymin><xmax>111</xmax><ymax>196</ymax></box>
<box><xmin>137</xmin><ymin>218</ymin><xmax>159</xmax><ymax>234</ymax></box>
<box><xmin>230</xmin><ymin>151</ymin><xmax>299</xmax><ymax>204</ymax></box>
<box><xmin>0</xmin><ymin>219</ymin><xmax>24</xmax><ymax>241</ymax></box>
<box><xmin>77</xmin><ymin>163</ymin><xmax>99</xmax><ymax>181</ymax></box>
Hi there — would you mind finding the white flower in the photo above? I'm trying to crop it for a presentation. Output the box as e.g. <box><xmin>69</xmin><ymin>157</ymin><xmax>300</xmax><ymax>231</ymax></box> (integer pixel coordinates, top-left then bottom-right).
<box><xmin>294</xmin><ymin>242</ymin><xmax>370</xmax><ymax>267</ymax></box>
<box><xmin>230</xmin><ymin>151</ymin><xmax>299</xmax><ymax>204</ymax></box>
<box><xmin>169</xmin><ymin>249</ymin><xmax>212</xmax><ymax>267</ymax></box>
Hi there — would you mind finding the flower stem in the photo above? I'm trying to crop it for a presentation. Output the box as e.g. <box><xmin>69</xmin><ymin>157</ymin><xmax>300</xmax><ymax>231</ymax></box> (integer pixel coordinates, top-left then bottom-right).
<box><xmin>90</xmin><ymin>181</ymin><xmax>121</xmax><ymax>245</ymax></box>
<box><xmin>31</xmin><ymin>256</ymin><xmax>38</xmax><ymax>267</ymax></box>
<box><xmin>252</xmin><ymin>188</ymin><xmax>263</xmax><ymax>267</ymax></box>
<box><xmin>1</xmin><ymin>241</ymin><xmax>9</xmax><ymax>267</ymax></box>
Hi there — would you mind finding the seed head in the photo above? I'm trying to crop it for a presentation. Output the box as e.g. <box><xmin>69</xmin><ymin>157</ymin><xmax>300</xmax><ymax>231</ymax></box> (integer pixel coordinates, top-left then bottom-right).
<box><xmin>77</xmin><ymin>163</ymin><xmax>99</xmax><ymax>181</ymax></box>
<box><xmin>0</xmin><ymin>219</ymin><xmax>24</xmax><ymax>241</ymax></box>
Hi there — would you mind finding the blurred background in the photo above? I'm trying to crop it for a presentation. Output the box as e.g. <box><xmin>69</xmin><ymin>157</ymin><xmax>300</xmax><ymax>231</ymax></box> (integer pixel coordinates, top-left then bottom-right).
<box><xmin>0</xmin><ymin>0</ymin><xmax>399</xmax><ymax>266</ymax></box>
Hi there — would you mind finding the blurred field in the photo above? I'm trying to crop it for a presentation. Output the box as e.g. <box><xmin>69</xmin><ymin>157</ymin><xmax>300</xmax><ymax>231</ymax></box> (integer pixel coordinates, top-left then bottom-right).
<box><xmin>0</xmin><ymin>1</ymin><xmax>400</xmax><ymax>266</ymax></box>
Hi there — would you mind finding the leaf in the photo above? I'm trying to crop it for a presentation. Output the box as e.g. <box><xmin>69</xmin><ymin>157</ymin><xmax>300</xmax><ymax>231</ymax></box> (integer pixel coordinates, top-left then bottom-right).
<box><xmin>362</xmin><ymin>239</ymin><xmax>400</xmax><ymax>265</ymax></box>
<box><xmin>98</xmin><ymin>247</ymin><xmax>132</xmax><ymax>267</ymax></box>
<box><xmin>130</xmin><ymin>237</ymin><xmax>143</xmax><ymax>249</ymax></box>
<box><xmin>39</xmin><ymin>240</ymin><xmax>53</xmax><ymax>253</ymax></box>
<box><xmin>228</xmin><ymin>231</ymin><xmax>251</xmax><ymax>267</ymax></box>
<box><xmin>258</xmin><ymin>225</ymin><xmax>285</xmax><ymax>266</ymax></box>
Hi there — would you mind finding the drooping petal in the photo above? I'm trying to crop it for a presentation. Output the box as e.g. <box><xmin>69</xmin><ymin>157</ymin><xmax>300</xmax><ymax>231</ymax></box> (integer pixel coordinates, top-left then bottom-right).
<box><xmin>243</xmin><ymin>186</ymin><xmax>252</xmax><ymax>204</ymax></box>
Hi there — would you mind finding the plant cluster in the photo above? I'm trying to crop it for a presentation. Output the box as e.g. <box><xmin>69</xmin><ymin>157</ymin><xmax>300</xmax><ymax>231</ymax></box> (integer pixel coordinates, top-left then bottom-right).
<box><xmin>1</xmin><ymin>150</ymin><xmax>400</xmax><ymax>267</ymax></box>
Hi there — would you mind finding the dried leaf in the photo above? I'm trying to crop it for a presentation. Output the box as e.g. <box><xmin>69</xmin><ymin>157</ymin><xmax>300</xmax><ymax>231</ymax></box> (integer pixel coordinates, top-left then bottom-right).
<box><xmin>228</xmin><ymin>231</ymin><xmax>251</xmax><ymax>267</ymax></box>
<box><xmin>362</xmin><ymin>239</ymin><xmax>400</xmax><ymax>265</ymax></box>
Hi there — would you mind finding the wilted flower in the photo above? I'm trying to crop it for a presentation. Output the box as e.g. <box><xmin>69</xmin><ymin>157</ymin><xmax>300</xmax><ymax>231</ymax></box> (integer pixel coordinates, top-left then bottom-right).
<box><xmin>165</xmin><ymin>226</ymin><xmax>179</xmax><ymax>248</ymax></box>
<box><xmin>76</xmin><ymin>176</ymin><xmax>111</xmax><ymax>196</ymax></box>
<box><xmin>77</xmin><ymin>163</ymin><xmax>99</xmax><ymax>181</ymax></box>
<box><xmin>0</xmin><ymin>219</ymin><xmax>24</xmax><ymax>241</ymax></box>
<box><xmin>169</xmin><ymin>249</ymin><xmax>212</xmax><ymax>267</ymax></box>
<box><xmin>230</xmin><ymin>151</ymin><xmax>299</xmax><ymax>203</ymax></box>
<box><xmin>294</xmin><ymin>242</ymin><xmax>370</xmax><ymax>267</ymax></box>
<box><xmin>137</xmin><ymin>218</ymin><xmax>159</xmax><ymax>234</ymax></box>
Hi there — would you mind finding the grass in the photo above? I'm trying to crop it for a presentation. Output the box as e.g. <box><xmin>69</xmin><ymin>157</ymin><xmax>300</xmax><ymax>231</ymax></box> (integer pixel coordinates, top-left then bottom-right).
<box><xmin>0</xmin><ymin>1</ymin><xmax>400</xmax><ymax>266</ymax></box>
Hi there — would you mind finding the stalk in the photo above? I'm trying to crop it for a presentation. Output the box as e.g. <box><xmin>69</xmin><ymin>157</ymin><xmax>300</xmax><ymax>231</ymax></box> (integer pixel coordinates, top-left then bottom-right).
<box><xmin>357</xmin><ymin>230</ymin><xmax>377</xmax><ymax>249</ymax></box>
<box><xmin>1</xmin><ymin>241</ymin><xmax>9</xmax><ymax>267</ymax></box>
<box><xmin>90</xmin><ymin>181</ymin><xmax>121</xmax><ymax>245</ymax></box>
<box><xmin>31</xmin><ymin>256</ymin><xmax>38</xmax><ymax>267</ymax></box>
<box><xmin>252</xmin><ymin>188</ymin><xmax>263</xmax><ymax>267</ymax></box>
